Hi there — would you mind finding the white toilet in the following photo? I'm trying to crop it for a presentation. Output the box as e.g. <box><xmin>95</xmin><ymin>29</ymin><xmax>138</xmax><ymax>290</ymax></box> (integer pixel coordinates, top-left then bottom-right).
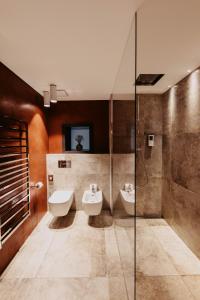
<box><xmin>48</xmin><ymin>190</ymin><xmax>74</xmax><ymax>217</ymax></box>
<box><xmin>82</xmin><ymin>184</ymin><xmax>103</xmax><ymax>216</ymax></box>
<box><xmin>120</xmin><ymin>183</ymin><xmax>135</xmax><ymax>216</ymax></box>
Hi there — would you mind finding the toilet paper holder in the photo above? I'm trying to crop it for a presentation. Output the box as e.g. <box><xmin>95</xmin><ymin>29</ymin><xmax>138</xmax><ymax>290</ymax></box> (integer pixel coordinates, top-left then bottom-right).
<box><xmin>30</xmin><ymin>181</ymin><xmax>44</xmax><ymax>189</ymax></box>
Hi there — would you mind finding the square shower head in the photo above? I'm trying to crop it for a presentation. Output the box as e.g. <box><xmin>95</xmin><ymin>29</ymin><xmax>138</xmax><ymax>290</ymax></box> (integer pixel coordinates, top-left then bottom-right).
<box><xmin>136</xmin><ymin>74</ymin><xmax>164</xmax><ymax>86</ymax></box>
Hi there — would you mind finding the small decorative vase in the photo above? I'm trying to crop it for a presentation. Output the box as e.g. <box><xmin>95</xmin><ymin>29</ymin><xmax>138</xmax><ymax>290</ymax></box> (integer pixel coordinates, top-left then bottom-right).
<box><xmin>76</xmin><ymin>142</ymin><xmax>83</xmax><ymax>151</ymax></box>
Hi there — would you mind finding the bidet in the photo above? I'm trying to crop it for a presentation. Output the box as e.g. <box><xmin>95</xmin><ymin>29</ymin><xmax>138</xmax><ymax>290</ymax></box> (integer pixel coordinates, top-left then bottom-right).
<box><xmin>82</xmin><ymin>185</ymin><xmax>103</xmax><ymax>216</ymax></box>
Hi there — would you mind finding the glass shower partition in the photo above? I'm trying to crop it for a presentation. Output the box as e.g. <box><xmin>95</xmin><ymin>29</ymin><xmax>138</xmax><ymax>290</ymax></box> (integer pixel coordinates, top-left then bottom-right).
<box><xmin>110</xmin><ymin>14</ymin><xmax>136</xmax><ymax>300</ymax></box>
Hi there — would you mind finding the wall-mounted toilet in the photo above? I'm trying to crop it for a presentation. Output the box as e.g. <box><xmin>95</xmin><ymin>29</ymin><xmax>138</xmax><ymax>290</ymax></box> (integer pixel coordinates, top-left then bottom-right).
<box><xmin>82</xmin><ymin>184</ymin><xmax>103</xmax><ymax>216</ymax></box>
<box><xmin>120</xmin><ymin>183</ymin><xmax>135</xmax><ymax>216</ymax></box>
<box><xmin>48</xmin><ymin>190</ymin><xmax>74</xmax><ymax>217</ymax></box>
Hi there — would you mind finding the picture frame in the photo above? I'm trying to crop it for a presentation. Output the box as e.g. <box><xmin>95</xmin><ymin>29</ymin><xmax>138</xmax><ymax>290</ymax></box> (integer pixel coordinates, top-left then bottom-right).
<box><xmin>62</xmin><ymin>124</ymin><xmax>93</xmax><ymax>152</ymax></box>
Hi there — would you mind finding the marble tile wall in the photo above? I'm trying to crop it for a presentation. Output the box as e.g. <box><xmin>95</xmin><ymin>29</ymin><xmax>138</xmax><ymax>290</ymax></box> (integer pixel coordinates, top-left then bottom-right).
<box><xmin>46</xmin><ymin>154</ymin><xmax>110</xmax><ymax>210</ymax></box>
<box><xmin>162</xmin><ymin>68</ymin><xmax>200</xmax><ymax>259</ymax></box>
<box><xmin>113</xmin><ymin>100</ymin><xmax>135</xmax><ymax>153</ymax></box>
<box><xmin>136</xmin><ymin>94</ymin><xmax>163</xmax><ymax>217</ymax></box>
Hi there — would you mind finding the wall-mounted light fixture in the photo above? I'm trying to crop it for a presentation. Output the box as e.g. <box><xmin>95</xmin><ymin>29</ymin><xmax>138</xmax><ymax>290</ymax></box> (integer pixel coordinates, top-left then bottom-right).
<box><xmin>43</xmin><ymin>84</ymin><xmax>68</xmax><ymax>107</ymax></box>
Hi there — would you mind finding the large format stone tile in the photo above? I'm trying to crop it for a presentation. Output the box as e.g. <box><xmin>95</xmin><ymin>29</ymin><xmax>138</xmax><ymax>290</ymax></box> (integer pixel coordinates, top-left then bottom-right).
<box><xmin>145</xmin><ymin>218</ymin><xmax>168</xmax><ymax>226</ymax></box>
<box><xmin>143</xmin><ymin>178</ymin><xmax>162</xmax><ymax>217</ymax></box>
<box><xmin>136</xmin><ymin>226</ymin><xmax>178</xmax><ymax>276</ymax></box>
<box><xmin>1</xmin><ymin>223</ymin><xmax>54</xmax><ymax>279</ymax></box>
<box><xmin>108</xmin><ymin>277</ymin><xmax>129</xmax><ymax>300</ymax></box>
<box><xmin>104</xmin><ymin>227</ymin><xmax>123</xmax><ymax>276</ymax></box>
<box><xmin>114</xmin><ymin>226</ymin><xmax>134</xmax><ymax>276</ymax></box>
<box><xmin>172</xmin><ymin>133</ymin><xmax>200</xmax><ymax>193</ymax></box>
<box><xmin>152</xmin><ymin>226</ymin><xmax>200</xmax><ymax>275</ymax></box>
<box><xmin>0</xmin><ymin>277</ymin><xmax>129</xmax><ymax>300</ymax></box>
<box><xmin>125</xmin><ymin>276</ymin><xmax>134</xmax><ymax>300</ymax></box>
<box><xmin>162</xmin><ymin>68</ymin><xmax>200</xmax><ymax>277</ymax></box>
<box><xmin>136</xmin><ymin>275</ymin><xmax>194</xmax><ymax>300</ymax></box>
<box><xmin>183</xmin><ymin>276</ymin><xmax>200</xmax><ymax>300</ymax></box>
<box><xmin>0</xmin><ymin>278</ymin><xmax>110</xmax><ymax>300</ymax></box>
<box><xmin>37</xmin><ymin>226</ymin><xmax>106</xmax><ymax>278</ymax></box>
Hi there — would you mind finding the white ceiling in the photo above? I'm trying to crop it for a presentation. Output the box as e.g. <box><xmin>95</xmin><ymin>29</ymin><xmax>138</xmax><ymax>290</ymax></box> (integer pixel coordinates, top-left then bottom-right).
<box><xmin>0</xmin><ymin>0</ymin><xmax>143</xmax><ymax>100</ymax></box>
<box><xmin>1</xmin><ymin>0</ymin><xmax>200</xmax><ymax>99</ymax></box>
<box><xmin>137</xmin><ymin>0</ymin><xmax>200</xmax><ymax>94</ymax></box>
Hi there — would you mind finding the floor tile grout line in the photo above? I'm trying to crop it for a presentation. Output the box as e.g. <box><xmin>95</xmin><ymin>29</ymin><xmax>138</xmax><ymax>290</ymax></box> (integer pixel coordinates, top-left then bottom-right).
<box><xmin>113</xmin><ymin>222</ymin><xmax>131</xmax><ymax>300</ymax></box>
<box><xmin>34</xmin><ymin>216</ymin><xmax>57</xmax><ymax>278</ymax></box>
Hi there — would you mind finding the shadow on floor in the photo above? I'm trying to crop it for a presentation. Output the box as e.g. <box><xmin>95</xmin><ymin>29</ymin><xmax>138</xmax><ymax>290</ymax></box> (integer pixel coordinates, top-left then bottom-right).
<box><xmin>48</xmin><ymin>212</ymin><xmax>76</xmax><ymax>229</ymax></box>
<box><xmin>113</xmin><ymin>210</ymin><xmax>134</xmax><ymax>228</ymax></box>
<box><xmin>88</xmin><ymin>210</ymin><xmax>113</xmax><ymax>228</ymax></box>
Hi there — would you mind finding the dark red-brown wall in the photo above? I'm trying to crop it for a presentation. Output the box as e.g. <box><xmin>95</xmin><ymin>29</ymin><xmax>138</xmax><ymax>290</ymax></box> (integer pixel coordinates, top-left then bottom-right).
<box><xmin>0</xmin><ymin>62</ymin><xmax>48</xmax><ymax>274</ymax></box>
<box><xmin>47</xmin><ymin>101</ymin><xmax>109</xmax><ymax>153</ymax></box>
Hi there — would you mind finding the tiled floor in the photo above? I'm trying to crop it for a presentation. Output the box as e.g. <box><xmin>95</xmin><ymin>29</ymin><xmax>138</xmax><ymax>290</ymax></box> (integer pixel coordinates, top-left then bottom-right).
<box><xmin>136</xmin><ymin>218</ymin><xmax>200</xmax><ymax>300</ymax></box>
<box><xmin>0</xmin><ymin>211</ymin><xmax>134</xmax><ymax>300</ymax></box>
<box><xmin>1</xmin><ymin>214</ymin><xmax>200</xmax><ymax>299</ymax></box>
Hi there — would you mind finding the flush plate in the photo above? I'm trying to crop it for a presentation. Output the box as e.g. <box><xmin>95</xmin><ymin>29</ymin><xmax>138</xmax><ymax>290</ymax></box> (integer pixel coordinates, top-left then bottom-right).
<box><xmin>58</xmin><ymin>160</ymin><xmax>71</xmax><ymax>168</ymax></box>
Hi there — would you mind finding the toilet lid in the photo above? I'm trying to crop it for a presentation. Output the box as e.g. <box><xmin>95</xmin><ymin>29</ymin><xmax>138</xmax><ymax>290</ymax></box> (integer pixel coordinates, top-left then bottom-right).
<box><xmin>48</xmin><ymin>190</ymin><xmax>73</xmax><ymax>204</ymax></box>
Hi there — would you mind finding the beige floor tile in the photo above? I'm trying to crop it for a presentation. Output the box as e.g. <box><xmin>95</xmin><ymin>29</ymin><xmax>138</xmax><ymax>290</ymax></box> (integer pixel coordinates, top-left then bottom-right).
<box><xmin>135</xmin><ymin>218</ymin><xmax>148</xmax><ymax>227</ymax></box>
<box><xmin>89</xmin><ymin>210</ymin><xmax>113</xmax><ymax>228</ymax></box>
<box><xmin>136</xmin><ymin>226</ymin><xmax>178</xmax><ymax>276</ymax></box>
<box><xmin>125</xmin><ymin>227</ymin><xmax>135</xmax><ymax>251</ymax></box>
<box><xmin>114</xmin><ymin>216</ymin><xmax>134</xmax><ymax>228</ymax></box>
<box><xmin>183</xmin><ymin>276</ymin><xmax>200</xmax><ymax>300</ymax></box>
<box><xmin>105</xmin><ymin>227</ymin><xmax>123</xmax><ymax>276</ymax></box>
<box><xmin>2</xmin><ymin>225</ymin><xmax>54</xmax><ymax>279</ymax></box>
<box><xmin>145</xmin><ymin>218</ymin><xmax>168</xmax><ymax>226</ymax></box>
<box><xmin>73</xmin><ymin>210</ymin><xmax>89</xmax><ymax>226</ymax></box>
<box><xmin>152</xmin><ymin>226</ymin><xmax>200</xmax><ymax>275</ymax></box>
<box><xmin>114</xmin><ymin>226</ymin><xmax>134</xmax><ymax>276</ymax></box>
<box><xmin>108</xmin><ymin>277</ymin><xmax>128</xmax><ymax>300</ymax></box>
<box><xmin>0</xmin><ymin>278</ymin><xmax>110</xmax><ymax>300</ymax></box>
<box><xmin>136</xmin><ymin>275</ymin><xmax>194</xmax><ymax>300</ymax></box>
<box><xmin>2</xmin><ymin>214</ymin><xmax>200</xmax><ymax>300</ymax></box>
<box><xmin>36</xmin><ymin>226</ymin><xmax>106</xmax><ymax>278</ymax></box>
<box><xmin>125</xmin><ymin>276</ymin><xmax>134</xmax><ymax>300</ymax></box>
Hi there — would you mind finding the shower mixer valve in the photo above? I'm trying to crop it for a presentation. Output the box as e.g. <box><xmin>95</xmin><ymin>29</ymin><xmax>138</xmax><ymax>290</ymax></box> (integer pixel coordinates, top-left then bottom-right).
<box><xmin>147</xmin><ymin>134</ymin><xmax>155</xmax><ymax>147</ymax></box>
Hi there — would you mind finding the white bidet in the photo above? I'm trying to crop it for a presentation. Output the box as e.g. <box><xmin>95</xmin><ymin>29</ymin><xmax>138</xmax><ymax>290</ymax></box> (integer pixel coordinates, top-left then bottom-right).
<box><xmin>120</xmin><ymin>185</ymin><xmax>135</xmax><ymax>216</ymax></box>
<box><xmin>82</xmin><ymin>187</ymin><xmax>103</xmax><ymax>216</ymax></box>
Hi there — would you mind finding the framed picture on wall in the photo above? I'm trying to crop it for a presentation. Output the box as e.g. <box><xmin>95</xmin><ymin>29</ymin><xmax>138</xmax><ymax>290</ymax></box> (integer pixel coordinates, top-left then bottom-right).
<box><xmin>62</xmin><ymin>124</ymin><xmax>92</xmax><ymax>152</ymax></box>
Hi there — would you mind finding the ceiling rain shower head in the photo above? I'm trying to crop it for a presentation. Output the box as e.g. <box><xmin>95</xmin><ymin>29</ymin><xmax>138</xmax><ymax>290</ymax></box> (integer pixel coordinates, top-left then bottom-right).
<box><xmin>136</xmin><ymin>74</ymin><xmax>164</xmax><ymax>86</ymax></box>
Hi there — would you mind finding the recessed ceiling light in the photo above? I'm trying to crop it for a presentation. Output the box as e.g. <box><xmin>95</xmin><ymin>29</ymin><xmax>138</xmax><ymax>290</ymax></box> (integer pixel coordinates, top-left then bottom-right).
<box><xmin>187</xmin><ymin>70</ymin><xmax>191</xmax><ymax>73</ymax></box>
<box><xmin>168</xmin><ymin>85</ymin><xmax>171</xmax><ymax>88</ymax></box>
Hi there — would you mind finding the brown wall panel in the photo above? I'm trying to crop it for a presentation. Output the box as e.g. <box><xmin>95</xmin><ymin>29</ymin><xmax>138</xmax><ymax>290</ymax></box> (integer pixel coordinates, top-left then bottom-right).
<box><xmin>162</xmin><ymin>67</ymin><xmax>200</xmax><ymax>258</ymax></box>
<box><xmin>47</xmin><ymin>101</ymin><xmax>109</xmax><ymax>153</ymax></box>
<box><xmin>0</xmin><ymin>62</ymin><xmax>48</xmax><ymax>274</ymax></box>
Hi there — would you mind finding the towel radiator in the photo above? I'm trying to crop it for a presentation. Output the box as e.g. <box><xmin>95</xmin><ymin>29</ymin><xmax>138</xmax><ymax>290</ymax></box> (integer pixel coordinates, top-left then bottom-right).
<box><xmin>0</xmin><ymin>116</ymin><xmax>30</xmax><ymax>246</ymax></box>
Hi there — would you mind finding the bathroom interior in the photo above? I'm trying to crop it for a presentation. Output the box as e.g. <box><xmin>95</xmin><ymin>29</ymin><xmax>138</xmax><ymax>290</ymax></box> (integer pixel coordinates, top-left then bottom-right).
<box><xmin>1</xmin><ymin>0</ymin><xmax>200</xmax><ymax>299</ymax></box>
